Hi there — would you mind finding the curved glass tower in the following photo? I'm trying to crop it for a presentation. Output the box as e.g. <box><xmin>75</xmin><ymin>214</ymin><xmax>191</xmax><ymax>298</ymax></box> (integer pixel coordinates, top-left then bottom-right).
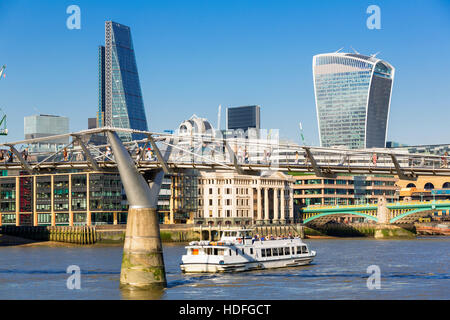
<box><xmin>313</xmin><ymin>52</ymin><xmax>395</xmax><ymax>149</ymax></box>
<box><xmin>98</xmin><ymin>21</ymin><xmax>148</xmax><ymax>141</ymax></box>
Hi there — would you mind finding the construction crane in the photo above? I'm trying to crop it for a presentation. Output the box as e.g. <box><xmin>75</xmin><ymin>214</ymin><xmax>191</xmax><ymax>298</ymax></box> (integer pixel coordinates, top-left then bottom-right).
<box><xmin>0</xmin><ymin>65</ymin><xmax>8</xmax><ymax>135</ymax></box>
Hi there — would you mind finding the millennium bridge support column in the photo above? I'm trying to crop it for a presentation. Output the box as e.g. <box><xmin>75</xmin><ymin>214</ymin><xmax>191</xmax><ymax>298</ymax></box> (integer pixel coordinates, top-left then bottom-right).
<box><xmin>106</xmin><ymin>131</ymin><xmax>167</xmax><ymax>289</ymax></box>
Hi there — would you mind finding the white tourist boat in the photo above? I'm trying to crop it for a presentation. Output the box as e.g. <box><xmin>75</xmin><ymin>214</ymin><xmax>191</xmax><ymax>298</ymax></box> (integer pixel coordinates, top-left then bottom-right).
<box><xmin>180</xmin><ymin>229</ymin><xmax>316</xmax><ymax>273</ymax></box>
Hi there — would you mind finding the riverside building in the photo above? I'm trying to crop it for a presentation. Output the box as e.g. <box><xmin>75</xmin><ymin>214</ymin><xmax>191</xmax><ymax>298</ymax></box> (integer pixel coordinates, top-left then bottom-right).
<box><xmin>292</xmin><ymin>174</ymin><xmax>399</xmax><ymax>223</ymax></box>
<box><xmin>292</xmin><ymin>174</ymin><xmax>398</xmax><ymax>207</ymax></box>
<box><xmin>0</xmin><ymin>171</ymin><xmax>126</xmax><ymax>226</ymax></box>
<box><xmin>313</xmin><ymin>52</ymin><xmax>395</xmax><ymax>149</ymax></box>
<box><xmin>0</xmin><ymin>169</ymin><xmax>199</xmax><ymax>227</ymax></box>
<box><xmin>195</xmin><ymin>171</ymin><xmax>294</xmax><ymax>226</ymax></box>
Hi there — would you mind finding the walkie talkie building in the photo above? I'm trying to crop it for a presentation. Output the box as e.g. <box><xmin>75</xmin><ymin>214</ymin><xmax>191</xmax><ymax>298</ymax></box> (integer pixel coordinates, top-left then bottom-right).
<box><xmin>313</xmin><ymin>52</ymin><xmax>395</xmax><ymax>149</ymax></box>
<box><xmin>98</xmin><ymin>21</ymin><xmax>148</xmax><ymax>141</ymax></box>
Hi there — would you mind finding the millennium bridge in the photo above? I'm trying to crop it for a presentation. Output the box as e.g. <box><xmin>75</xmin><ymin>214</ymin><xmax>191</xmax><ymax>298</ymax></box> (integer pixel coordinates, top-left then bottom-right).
<box><xmin>1</xmin><ymin>127</ymin><xmax>450</xmax><ymax>180</ymax></box>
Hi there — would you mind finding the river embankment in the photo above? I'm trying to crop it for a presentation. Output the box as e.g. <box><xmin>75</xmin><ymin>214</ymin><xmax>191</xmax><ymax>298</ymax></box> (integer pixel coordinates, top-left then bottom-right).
<box><xmin>1</xmin><ymin>222</ymin><xmax>447</xmax><ymax>246</ymax></box>
<box><xmin>305</xmin><ymin>222</ymin><xmax>417</xmax><ymax>239</ymax></box>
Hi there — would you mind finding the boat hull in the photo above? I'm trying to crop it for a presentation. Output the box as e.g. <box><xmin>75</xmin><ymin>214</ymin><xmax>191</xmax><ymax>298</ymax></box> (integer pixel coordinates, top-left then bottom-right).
<box><xmin>180</xmin><ymin>255</ymin><xmax>315</xmax><ymax>273</ymax></box>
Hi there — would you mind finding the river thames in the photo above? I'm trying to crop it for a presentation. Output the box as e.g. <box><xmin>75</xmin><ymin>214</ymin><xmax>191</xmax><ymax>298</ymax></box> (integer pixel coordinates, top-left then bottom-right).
<box><xmin>0</xmin><ymin>237</ymin><xmax>448</xmax><ymax>300</ymax></box>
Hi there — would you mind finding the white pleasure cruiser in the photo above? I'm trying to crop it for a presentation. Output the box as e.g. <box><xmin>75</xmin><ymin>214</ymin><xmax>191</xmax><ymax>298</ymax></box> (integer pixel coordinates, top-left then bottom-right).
<box><xmin>180</xmin><ymin>229</ymin><xmax>316</xmax><ymax>273</ymax></box>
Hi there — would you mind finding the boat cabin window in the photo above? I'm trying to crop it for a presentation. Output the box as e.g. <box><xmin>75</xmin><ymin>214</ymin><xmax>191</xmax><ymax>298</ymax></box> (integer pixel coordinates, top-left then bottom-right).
<box><xmin>266</xmin><ymin>248</ymin><xmax>272</xmax><ymax>257</ymax></box>
<box><xmin>261</xmin><ymin>249</ymin><xmax>266</xmax><ymax>257</ymax></box>
<box><xmin>203</xmin><ymin>248</ymin><xmax>225</xmax><ymax>256</ymax></box>
<box><xmin>241</xmin><ymin>231</ymin><xmax>251</xmax><ymax>238</ymax></box>
<box><xmin>223</xmin><ymin>231</ymin><xmax>238</xmax><ymax>237</ymax></box>
<box><xmin>284</xmin><ymin>247</ymin><xmax>290</xmax><ymax>255</ymax></box>
<box><xmin>190</xmin><ymin>248</ymin><xmax>199</xmax><ymax>255</ymax></box>
<box><xmin>278</xmin><ymin>248</ymin><xmax>284</xmax><ymax>256</ymax></box>
<box><xmin>272</xmin><ymin>248</ymin><xmax>278</xmax><ymax>257</ymax></box>
<box><xmin>250</xmin><ymin>248</ymin><xmax>254</xmax><ymax>255</ymax></box>
<box><xmin>297</xmin><ymin>246</ymin><xmax>308</xmax><ymax>254</ymax></box>
<box><xmin>235</xmin><ymin>248</ymin><xmax>239</xmax><ymax>255</ymax></box>
<box><xmin>222</xmin><ymin>230</ymin><xmax>251</xmax><ymax>237</ymax></box>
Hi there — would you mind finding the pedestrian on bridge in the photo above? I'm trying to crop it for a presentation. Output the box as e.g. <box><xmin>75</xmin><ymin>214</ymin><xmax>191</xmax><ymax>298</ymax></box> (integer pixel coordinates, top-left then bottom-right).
<box><xmin>145</xmin><ymin>148</ymin><xmax>153</xmax><ymax>161</ymax></box>
<box><xmin>76</xmin><ymin>152</ymin><xmax>84</xmax><ymax>161</ymax></box>
<box><xmin>105</xmin><ymin>146</ymin><xmax>112</xmax><ymax>160</ymax></box>
<box><xmin>135</xmin><ymin>147</ymin><xmax>142</xmax><ymax>161</ymax></box>
<box><xmin>21</xmin><ymin>147</ymin><xmax>29</xmax><ymax>162</ymax></box>
<box><xmin>372</xmin><ymin>153</ymin><xmax>377</xmax><ymax>167</ymax></box>
<box><xmin>7</xmin><ymin>150</ymin><xmax>13</xmax><ymax>163</ymax></box>
<box><xmin>441</xmin><ymin>152</ymin><xmax>448</xmax><ymax>168</ymax></box>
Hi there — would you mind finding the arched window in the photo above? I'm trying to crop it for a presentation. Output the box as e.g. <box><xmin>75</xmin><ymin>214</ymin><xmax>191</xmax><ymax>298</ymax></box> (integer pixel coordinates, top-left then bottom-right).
<box><xmin>406</xmin><ymin>183</ymin><xmax>416</xmax><ymax>188</ymax></box>
<box><xmin>424</xmin><ymin>183</ymin><xmax>434</xmax><ymax>190</ymax></box>
<box><xmin>442</xmin><ymin>182</ymin><xmax>450</xmax><ymax>189</ymax></box>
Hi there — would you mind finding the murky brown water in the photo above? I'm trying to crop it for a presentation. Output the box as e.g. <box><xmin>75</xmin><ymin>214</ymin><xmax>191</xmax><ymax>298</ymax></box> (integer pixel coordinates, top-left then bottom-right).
<box><xmin>0</xmin><ymin>237</ymin><xmax>448</xmax><ymax>299</ymax></box>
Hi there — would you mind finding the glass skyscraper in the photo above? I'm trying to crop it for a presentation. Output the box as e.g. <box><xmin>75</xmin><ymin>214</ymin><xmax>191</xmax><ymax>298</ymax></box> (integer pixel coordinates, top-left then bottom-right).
<box><xmin>313</xmin><ymin>52</ymin><xmax>395</xmax><ymax>149</ymax></box>
<box><xmin>98</xmin><ymin>21</ymin><xmax>148</xmax><ymax>141</ymax></box>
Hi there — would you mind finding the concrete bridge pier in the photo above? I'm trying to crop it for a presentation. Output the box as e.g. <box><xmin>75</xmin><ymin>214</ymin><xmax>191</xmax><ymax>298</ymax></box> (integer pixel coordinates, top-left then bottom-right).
<box><xmin>377</xmin><ymin>196</ymin><xmax>391</xmax><ymax>224</ymax></box>
<box><xmin>107</xmin><ymin>131</ymin><xmax>166</xmax><ymax>289</ymax></box>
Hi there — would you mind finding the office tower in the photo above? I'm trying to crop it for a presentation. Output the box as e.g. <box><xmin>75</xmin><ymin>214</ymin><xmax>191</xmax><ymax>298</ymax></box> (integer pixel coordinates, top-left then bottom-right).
<box><xmin>313</xmin><ymin>52</ymin><xmax>395</xmax><ymax>149</ymax></box>
<box><xmin>226</xmin><ymin>105</ymin><xmax>260</xmax><ymax>131</ymax></box>
<box><xmin>24</xmin><ymin>114</ymin><xmax>69</xmax><ymax>153</ymax></box>
<box><xmin>98</xmin><ymin>21</ymin><xmax>148</xmax><ymax>141</ymax></box>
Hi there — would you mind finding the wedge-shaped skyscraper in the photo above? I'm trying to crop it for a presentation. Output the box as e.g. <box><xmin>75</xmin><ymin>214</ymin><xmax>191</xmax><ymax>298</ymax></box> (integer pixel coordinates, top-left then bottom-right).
<box><xmin>313</xmin><ymin>52</ymin><xmax>395</xmax><ymax>149</ymax></box>
<box><xmin>98</xmin><ymin>21</ymin><xmax>148</xmax><ymax>141</ymax></box>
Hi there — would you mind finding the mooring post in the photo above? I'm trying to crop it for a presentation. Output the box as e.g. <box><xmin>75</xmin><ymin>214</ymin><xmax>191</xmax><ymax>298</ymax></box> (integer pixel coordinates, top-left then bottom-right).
<box><xmin>106</xmin><ymin>131</ymin><xmax>167</xmax><ymax>289</ymax></box>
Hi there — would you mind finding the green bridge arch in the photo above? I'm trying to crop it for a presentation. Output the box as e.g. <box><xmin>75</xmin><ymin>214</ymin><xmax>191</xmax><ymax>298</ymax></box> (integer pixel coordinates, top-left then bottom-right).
<box><xmin>389</xmin><ymin>206</ymin><xmax>450</xmax><ymax>223</ymax></box>
<box><xmin>303</xmin><ymin>211</ymin><xmax>378</xmax><ymax>224</ymax></box>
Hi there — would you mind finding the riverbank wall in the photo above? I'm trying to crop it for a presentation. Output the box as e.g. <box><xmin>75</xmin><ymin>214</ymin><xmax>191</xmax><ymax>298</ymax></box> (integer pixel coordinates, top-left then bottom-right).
<box><xmin>306</xmin><ymin>223</ymin><xmax>417</xmax><ymax>239</ymax></box>
<box><xmin>2</xmin><ymin>222</ymin><xmax>439</xmax><ymax>246</ymax></box>
<box><xmin>0</xmin><ymin>225</ymin><xmax>197</xmax><ymax>245</ymax></box>
<box><xmin>0</xmin><ymin>225</ymin><xmax>97</xmax><ymax>244</ymax></box>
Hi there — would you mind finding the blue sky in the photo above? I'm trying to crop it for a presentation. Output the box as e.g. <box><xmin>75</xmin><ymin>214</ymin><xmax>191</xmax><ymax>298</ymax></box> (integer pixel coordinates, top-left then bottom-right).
<box><xmin>0</xmin><ymin>0</ymin><xmax>449</xmax><ymax>146</ymax></box>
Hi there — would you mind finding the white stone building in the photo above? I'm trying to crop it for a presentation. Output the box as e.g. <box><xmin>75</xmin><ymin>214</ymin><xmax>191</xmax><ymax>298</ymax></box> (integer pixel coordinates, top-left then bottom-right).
<box><xmin>195</xmin><ymin>170</ymin><xmax>294</xmax><ymax>226</ymax></box>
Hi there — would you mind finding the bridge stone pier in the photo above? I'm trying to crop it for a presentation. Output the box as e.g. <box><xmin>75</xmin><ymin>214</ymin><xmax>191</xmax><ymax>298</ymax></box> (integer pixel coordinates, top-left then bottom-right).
<box><xmin>376</xmin><ymin>196</ymin><xmax>391</xmax><ymax>224</ymax></box>
<box><xmin>106</xmin><ymin>131</ymin><xmax>167</xmax><ymax>290</ymax></box>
